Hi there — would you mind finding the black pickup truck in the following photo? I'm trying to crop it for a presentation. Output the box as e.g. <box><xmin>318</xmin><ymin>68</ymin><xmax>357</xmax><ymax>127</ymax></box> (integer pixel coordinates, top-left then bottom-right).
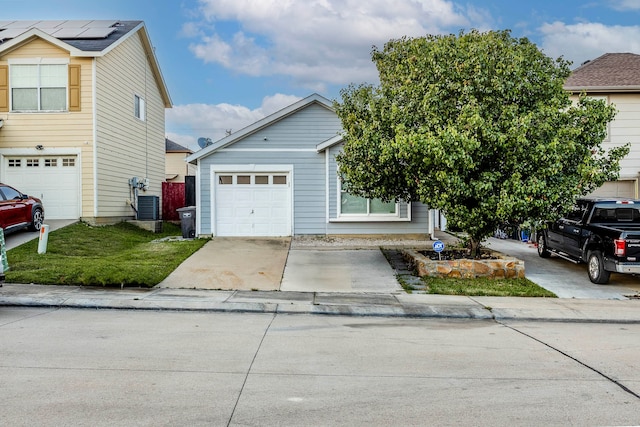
<box><xmin>536</xmin><ymin>197</ymin><xmax>640</xmax><ymax>284</ymax></box>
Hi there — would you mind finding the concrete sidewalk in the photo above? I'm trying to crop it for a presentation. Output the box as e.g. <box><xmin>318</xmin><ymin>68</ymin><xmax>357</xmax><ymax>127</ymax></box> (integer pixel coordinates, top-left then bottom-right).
<box><xmin>1</xmin><ymin>283</ymin><xmax>639</xmax><ymax>322</ymax></box>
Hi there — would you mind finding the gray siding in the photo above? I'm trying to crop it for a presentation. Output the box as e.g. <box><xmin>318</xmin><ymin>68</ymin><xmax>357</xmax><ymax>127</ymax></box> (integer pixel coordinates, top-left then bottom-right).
<box><xmin>326</xmin><ymin>144</ymin><xmax>430</xmax><ymax>235</ymax></box>
<box><xmin>197</xmin><ymin>103</ymin><xmax>339</xmax><ymax>235</ymax></box>
<box><xmin>196</xmin><ymin>100</ymin><xmax>430</xmax><ymax>236</ymax></box>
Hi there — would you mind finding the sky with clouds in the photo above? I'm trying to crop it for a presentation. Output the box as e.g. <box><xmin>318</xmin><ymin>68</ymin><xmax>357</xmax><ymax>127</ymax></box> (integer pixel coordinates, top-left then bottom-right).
<box><xmin>3</xmin><ymin>0</ymin><xmax>640</xmax><ymax>150</ymax></box>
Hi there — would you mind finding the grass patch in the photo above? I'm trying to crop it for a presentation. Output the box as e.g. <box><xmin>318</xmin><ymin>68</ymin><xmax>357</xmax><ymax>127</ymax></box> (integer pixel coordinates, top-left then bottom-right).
<box><xmin>421</xmin><ymin>276</ymin><xmax>557</xmax><ymax>297</ymax></box>
<box><xmin>5</xmin><ymin>222</ymin><xmax>208</xmax><ymax>288</ymax></box>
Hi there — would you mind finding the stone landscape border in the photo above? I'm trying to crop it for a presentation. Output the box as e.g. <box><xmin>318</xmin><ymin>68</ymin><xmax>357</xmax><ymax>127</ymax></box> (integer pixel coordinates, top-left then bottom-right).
<box><xmin>403</xmin><ymin>249</ymin><xmax>525</xmax><ymax>279</ymax></box>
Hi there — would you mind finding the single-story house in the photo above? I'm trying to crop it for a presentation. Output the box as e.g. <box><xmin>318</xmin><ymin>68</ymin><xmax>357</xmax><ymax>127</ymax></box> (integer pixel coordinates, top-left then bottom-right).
<box><xmin>186</xmin><ymin>94</ymin><xmax>434</xmax><ymax>237</ymax></box>
<box><xmin>0</xmin><ymin>20</ymin><xmax>171</xmax><ymax>223</ymax></box>
<box><xmin>565</xmin><ymin>53</ymin><xmax>640</xmax><ymax>198</ymax></box>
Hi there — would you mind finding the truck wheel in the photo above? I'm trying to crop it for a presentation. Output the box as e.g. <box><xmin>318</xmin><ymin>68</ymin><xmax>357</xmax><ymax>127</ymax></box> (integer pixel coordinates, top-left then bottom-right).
<box><xmin>587</xmin><ymin>250</ymin><xmax>610</xmax><ymax>284</ymax></box>
<box><xmin>537</xmin><ymin>233</ymin><xmax>551</xmax><ymax>258</ymax></box>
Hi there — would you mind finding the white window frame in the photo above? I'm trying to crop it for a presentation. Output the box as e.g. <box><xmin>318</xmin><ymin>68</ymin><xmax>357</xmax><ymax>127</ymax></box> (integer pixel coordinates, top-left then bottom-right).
<box><xmin>334</xmin><ymin>176</ymin><xmax>409</xmax><ymax>222</ymax></box>
<box><xmin>134</xmin><ymin>94</ymin><xmax>146</xmax><ymax>121</ymax></box>
<box><xmin>8</xmin><ymin>58</ymin><xmax>69</xmax><ymax>112</ymax></box>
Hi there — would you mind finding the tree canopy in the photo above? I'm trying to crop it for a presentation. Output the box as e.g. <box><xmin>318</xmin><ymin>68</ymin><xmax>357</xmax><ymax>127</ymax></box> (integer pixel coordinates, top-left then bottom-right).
<box><xmin>335</xmin><ymin>29</ymin><xmax>629</xmax><ymax>254</ymax></box>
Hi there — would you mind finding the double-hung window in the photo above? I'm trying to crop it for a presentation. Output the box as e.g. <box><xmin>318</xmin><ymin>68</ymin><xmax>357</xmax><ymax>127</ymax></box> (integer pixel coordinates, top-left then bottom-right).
<box><xmin>10</xmin><ymin>62</ymin><xmax>67</xmax><ymax>112</ymax></box>
<box><xmin>134</xmin><ymin>94</ymin><xmax>146</xmax><ymax>121</ymax></box>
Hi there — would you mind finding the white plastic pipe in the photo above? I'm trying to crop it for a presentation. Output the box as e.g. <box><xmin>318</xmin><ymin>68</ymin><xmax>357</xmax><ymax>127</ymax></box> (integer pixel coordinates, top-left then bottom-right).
<box><xmin>38</xmin><ymin>224</ymin><xmax>50</xmax><ymax>254</ymax></box>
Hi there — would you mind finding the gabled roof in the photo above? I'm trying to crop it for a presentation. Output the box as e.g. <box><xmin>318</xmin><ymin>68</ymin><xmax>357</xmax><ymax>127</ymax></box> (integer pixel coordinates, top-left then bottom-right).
<box><xmin>187</xmin><ymin>93</ymin><xmax>334</xmax><ymax>163</ymax></box>
<box><xmin>165</xmin><ymin>138</ymin><xmax>192</xmax><ymax>154</ymax></box>
<box><xmin>0</xmin><ymin>20</ymin><xmax>171</xmax><ymax>107</ymax></box>
<box><xmin>316</xmin><ymin>134</ymin><xmax>343</xmax><ymax>152</ymax></box>
<box><xmin>564</xmin><ymin>53</ymin><xmax>640</xmax><ymax>93</ymax></box>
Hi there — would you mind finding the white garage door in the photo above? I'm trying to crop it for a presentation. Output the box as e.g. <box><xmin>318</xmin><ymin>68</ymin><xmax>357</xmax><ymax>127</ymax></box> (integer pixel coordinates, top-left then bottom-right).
<box><xmin>3</xmin><ymin>156</ymin><xmax>79</xmax><ymax>219</ymax></box>
<box><xmin>215</xmin><ymin>172</ymin><xmax>291</xmax><ymax>236</ymax></box>
<box><xmin>590</xmin><ymin>180</ymin><xmax>637</xmax><ymax>199</ymax></box>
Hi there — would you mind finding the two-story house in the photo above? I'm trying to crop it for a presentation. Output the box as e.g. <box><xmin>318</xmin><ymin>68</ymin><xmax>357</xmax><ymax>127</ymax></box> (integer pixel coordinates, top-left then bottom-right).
<box><xmin>0</xmin><ymin>20</ymin><xmax>171</xmax><ymax>223</ymax></box>
<box><xmin>565</xmin><ymin>53</ymin><xmax>640</xmax><ymax>199</ymax></box>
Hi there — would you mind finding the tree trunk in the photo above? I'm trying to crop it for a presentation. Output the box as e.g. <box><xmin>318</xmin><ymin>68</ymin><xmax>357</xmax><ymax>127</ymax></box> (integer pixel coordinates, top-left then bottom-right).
<box><xmin>469</xmin><ymin>237</ymin><xmax>482</xmax><ymax>259</ymax></box>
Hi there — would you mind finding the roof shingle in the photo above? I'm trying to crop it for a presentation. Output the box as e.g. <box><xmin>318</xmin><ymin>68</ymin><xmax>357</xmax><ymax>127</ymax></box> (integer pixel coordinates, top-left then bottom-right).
<box><xmin>564</xmin><ymin>53</ymin><xmax>640</xmax><ymax>91</ymax></box>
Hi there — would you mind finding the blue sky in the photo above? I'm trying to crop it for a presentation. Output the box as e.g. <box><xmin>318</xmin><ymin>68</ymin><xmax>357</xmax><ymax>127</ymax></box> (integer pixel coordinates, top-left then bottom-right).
<box><xmin>4</xmin><ymin>0</ymin><xmax>640</xmax><ymax>150</ymax></box>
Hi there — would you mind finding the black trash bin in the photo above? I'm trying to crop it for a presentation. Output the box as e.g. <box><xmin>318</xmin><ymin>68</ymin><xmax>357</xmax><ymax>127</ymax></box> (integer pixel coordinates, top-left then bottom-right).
<box><xmin>176</xmin><ymin>206</ymin><xmax>196</xmax><ymax>238</ymax></box>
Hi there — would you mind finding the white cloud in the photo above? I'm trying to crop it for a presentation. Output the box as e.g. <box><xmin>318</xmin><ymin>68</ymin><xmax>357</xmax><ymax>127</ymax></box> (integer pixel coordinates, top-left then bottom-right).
<box><xmin>166</xmin><ymin>93</ymin><xmax>303</xmax><ymax>151</ymax></box>
<box><xmin>610</xmin><ymin>0</ymin><xmax>640</xmax><ymax>11</ymax></box>
<box><xmin>539</xmin><ymin>21</ymin><xmax>640</xmax><ymax>67</ymax></box>
<box><xmin>187</xmin><ymin>0</ymin><xmax>490</xmax><ymax>89</ymax></box>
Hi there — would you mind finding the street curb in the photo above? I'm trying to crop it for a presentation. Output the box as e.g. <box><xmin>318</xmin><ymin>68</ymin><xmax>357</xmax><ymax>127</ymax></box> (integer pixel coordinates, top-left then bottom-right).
<box><xmin>2</xmin><ymin>284</ymin><xmax>640</xmax><ymax>322</ymax></box>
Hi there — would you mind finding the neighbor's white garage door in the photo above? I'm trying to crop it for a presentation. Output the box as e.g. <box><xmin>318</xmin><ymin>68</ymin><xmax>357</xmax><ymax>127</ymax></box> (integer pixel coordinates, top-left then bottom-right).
<box><xmin>590</xmin><ymin>180</ymin><xmax>637</xmax><ymax>199</ymax></box>
<box><xmin>3</xmin><ymin>156</ymin><xmax>79</xmax><ymax>219</ymax></box>
<box><xmin>215</xmin><ymin>172</ymin><xmax>291</xmax><ymax>236</ymax></box>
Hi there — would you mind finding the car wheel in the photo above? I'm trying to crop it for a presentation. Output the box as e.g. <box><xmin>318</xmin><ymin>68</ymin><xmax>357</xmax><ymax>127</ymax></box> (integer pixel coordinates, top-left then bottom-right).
<box><xmin>537</xmin><ymin>233</ymin><xmax>551</xmax><ymax>258</ymax></box>
<box><xmin>29</xmin><ymin>208</ymin><xmax>44</xmax><ymax>231</ymax></box>
<box><xmin>587</xmin><ymin>250</ymin><xmax>610</xmax><ymax>284</ymax></box>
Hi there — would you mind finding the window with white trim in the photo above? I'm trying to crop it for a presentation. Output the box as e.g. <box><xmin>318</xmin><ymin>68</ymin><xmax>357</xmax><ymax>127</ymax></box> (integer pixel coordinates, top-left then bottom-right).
<box><xmin>134</xmin><ymin>94</ymin><xmax>146</xmax><ymax>121</ymax></box>
<box><xmin>10</xmin><ymin>64</ymin><xmax>67</xmax><ymax>111</ymax></box>
<box><xmin>339</xmin><ymin>180</ymin><xmax>398</xmax><ymax>218</ymax></box>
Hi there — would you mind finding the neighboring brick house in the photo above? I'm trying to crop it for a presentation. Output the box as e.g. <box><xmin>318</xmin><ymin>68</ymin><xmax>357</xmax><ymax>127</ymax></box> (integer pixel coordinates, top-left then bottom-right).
<box><xmin>565</xmin><ymin>53</ymin><xmax>640</xmax><ymax>198</ymax></box>
<box><xmin>0</xmin><ymin>20</ymin><xmax>172</xmax><ymax>223</ymax></box>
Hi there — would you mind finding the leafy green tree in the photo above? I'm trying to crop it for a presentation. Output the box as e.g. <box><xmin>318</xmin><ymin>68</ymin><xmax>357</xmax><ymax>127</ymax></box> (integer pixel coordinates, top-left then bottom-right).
<box><xmin>335</xmin><ymin>29</ymin><xmax>629</xmax><ymax>256</ymax></box>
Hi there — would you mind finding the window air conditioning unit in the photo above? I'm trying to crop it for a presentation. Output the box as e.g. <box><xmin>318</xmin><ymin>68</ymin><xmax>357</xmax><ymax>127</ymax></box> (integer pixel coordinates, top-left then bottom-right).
<box><xmin>137</xmin><ymin>195</ymin><xmax>159</xmax><ymax>220</ymax></box>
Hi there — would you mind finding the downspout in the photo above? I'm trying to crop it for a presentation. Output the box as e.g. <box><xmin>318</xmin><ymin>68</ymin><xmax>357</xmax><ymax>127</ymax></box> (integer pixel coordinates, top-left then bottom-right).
<box><xmin>325</xmin><ymin>149</ymin><xmax>329</xmax><ymax>235</ymax></box>
<box><xmin>428</xmin><ymin>209</ymin><xmax>437</xmax><ymax>240</ymax></box>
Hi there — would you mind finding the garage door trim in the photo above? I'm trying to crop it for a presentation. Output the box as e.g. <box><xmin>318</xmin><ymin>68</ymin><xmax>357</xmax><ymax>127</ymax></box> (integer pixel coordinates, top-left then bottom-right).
<box><xmin>210</xmin><ymin>164</ymin><xmax>294</xmax><ymax>236</ymax></box>
<box><xmin>0</xmin><ymin>148</ymin><xmax>81</xmax><ymax>220</ymax></box>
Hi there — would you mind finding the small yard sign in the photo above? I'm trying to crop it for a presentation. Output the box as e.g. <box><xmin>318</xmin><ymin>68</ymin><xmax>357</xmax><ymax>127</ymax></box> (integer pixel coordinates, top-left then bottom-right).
<box><xmin>433</xmin><ymin>240</ymin><xmax>445</xmax><ymax>253</ymax></box>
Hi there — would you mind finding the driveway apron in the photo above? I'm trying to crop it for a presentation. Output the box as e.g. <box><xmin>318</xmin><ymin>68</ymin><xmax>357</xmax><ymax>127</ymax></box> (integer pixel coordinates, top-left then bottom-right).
<box><xmin>156</xmin><ymin>237</ymin><xmax>290</xmax><ymax>291</ymax></box>
<box><xmin>280</xmin><ymin>249</ymin><xmax>402</xmax><ymax>293</ymax></box>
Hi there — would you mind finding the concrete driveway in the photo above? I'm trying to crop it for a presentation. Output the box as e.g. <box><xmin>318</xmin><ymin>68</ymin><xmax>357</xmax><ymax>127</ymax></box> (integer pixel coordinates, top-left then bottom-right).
<box><xmin>280</xmin><ymin>248</ymin><xmax>401</xmax><ymax>293</ymax></box>
<box><xmin>486</xmin><ymin>237</ymin><xmax>640</xmax><ymax>299</ymax></box>
<box><xmin>156</xmin><ymin>237</ymin><xmax>403</xmax><ymax>293</ymax></box>
<box><xmin>4</xmin><ymin>219</ymin><xmax>78</xmax><ymax>250</ymax></box>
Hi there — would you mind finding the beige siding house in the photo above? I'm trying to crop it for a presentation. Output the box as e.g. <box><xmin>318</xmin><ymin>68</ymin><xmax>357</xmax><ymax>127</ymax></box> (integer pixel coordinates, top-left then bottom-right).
<box><xmin>165</xmin><ymin>138</ymin><xmax>195</xmax><ymax>183</ymax></box>
<box><xmin>565</xmin><ymin>53</ymin><xmax>640</xmax><ymax>198</ymax></box>
<box><xmin>0</xmin><ymin>20</ymin><xmax>171</xmax><ymax>223</ymax></box>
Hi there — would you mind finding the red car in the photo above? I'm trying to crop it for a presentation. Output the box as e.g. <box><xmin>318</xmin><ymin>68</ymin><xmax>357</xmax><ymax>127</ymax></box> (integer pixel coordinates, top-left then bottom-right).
<box><xmin>0</xmin><ymin>183</ymin><xmax>44</xmax><ymax>234</ymax></box>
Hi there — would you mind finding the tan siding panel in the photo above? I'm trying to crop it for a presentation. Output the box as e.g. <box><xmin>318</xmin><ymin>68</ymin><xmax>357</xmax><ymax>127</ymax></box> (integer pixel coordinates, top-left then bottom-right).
<box><xmin>95</xmin><ymin>32</ymin><xmax>165</xmax><ymax>218</ymax></box>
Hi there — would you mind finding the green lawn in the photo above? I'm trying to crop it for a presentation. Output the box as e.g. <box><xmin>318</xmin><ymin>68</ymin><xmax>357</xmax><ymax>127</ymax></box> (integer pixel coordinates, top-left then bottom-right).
<box><xmin>420</xmin><ymin>276</ymin><xmax>557</xmax><ymax>297</ymax></box>
<box><xmin>4</xmin><ymin>222</ymin><xmax>208</xmax><ymax>287</ymax></box>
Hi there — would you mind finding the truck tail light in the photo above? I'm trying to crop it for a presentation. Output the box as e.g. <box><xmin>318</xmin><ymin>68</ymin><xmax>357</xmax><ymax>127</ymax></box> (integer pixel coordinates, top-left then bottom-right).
<box><xmin>614</xmin><ymin>239</ymin><xmax>626</xmax><ymax>256</ymax></box>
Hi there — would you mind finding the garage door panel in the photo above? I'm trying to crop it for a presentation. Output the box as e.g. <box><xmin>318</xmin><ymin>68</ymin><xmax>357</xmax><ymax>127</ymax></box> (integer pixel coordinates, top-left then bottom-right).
<box><xmin>3</xmin><ymin>156</ymin><xmax>79</xmax><ymax>219</ymax></box>
<box><xmin>215</xmin><ymin>172</ymin><xmax>291</xmax><ymax>237</ymax></box>
<box><xmin>590</xmin><ymin>180</ymin><xmax>637</xmax><ymax>199</ymax></box>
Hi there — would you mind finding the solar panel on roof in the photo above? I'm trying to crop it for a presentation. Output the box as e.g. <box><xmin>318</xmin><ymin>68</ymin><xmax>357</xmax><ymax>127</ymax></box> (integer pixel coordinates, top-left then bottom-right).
<box><xmin>56</xmin><ymin>20</ymin><xmax>92</xmax><ymax>28</ymax></box>
<box><xmin>85</xmin><ymin>20</ymin><xmax>118</xmax><ymax>28</ymax></box>
<box><xmin>3</xmin><ymin>20</ymin><xmax>38</xmax><ymax>28</ymax></box>
<box><xmin>0</xmin><ymin>20</ymin><xmax>121</xmax><ymax>42</ymax></box>
<box><xmin>0</xmin><ymin>28</ymin><xmax>29</xmax><ymax>39</ymax></box>
<box><xmin>50</xmin><ymin>28</ymin><xmax>86</xmax><ymax>38</ymax></box>
<box><xmin>32</xmin><ymin>20</ymin><xmax>67</xmax><ymax>28</ymax></box>
<box><xmin>76</xmin><ymin>27</ymin><xmax>116</xmax><ymax>39</ymax></box>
